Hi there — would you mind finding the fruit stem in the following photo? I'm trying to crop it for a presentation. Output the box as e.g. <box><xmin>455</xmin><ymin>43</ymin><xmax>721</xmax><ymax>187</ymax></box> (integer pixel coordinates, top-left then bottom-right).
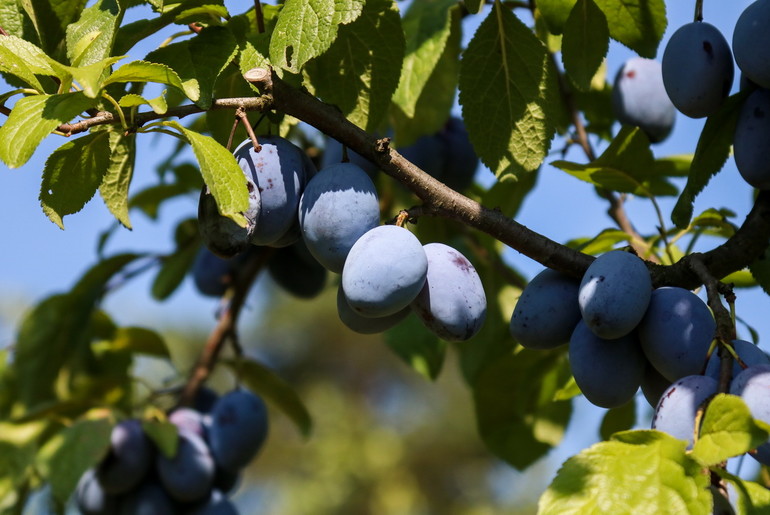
<box><xmin>694</xmin><ymin>0</ymin><xmax>703</xmax><ymax>22</ymax></box>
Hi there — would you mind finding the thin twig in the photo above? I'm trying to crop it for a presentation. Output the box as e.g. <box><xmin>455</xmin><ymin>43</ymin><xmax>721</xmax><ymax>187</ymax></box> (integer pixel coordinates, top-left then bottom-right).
<box><xmin>254</xmin><ymin>0</ymin><xmax>266</xmax><ymax>34</ymax></box>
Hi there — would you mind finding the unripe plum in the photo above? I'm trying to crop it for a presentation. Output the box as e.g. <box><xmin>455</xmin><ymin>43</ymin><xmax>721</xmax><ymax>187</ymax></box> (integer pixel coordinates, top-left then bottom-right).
<box><xmin>509</xmin><ymin>268</ymin><xmax>581</xmax><ymax>350</ymax></box>
<box><xmin>612</xmin><ymin>57</ymin><xmax>676</xmax><ymax>142</ymax></box>
<box><xmin>119</xmin><ymin>481</ymin><xmax>178</xmax><ymax>515</ymax></box>
<box><xmin>705</xmin><ymin>340</ymin><xmax>770</xmax><ymax>381</ymax></box>
<box><xmin>75</xmin><ymin>468</ymin><xmax>119</xmax><ymax>515</ymax></box>
<box><xmin>729</xmin><ymin>364</ymin><xmax>770</xmax><ymax>465</ymax></box>
<box><xmin>207</xmin><ymin>389</ymin><xmax>269</xmax><ymax>473</ymax></box>
<box><xmin>733</xmin><ymin>88</ymin><xmax>770</xmax><ymax>190</ymax></box>
<box><xmin>638</xmin><ymin>287</ymin><xmax>716</xmax><ymax>382</ymax></box>
<box><xmin>299</xmin><ymin>162</ymin><xmax>380</xmax><ymax>273</ymax></box>
<box><xmin>342</xmin><ymin>225</ymin><xmax>428</xmax><ymax>317</ymax></box>
<box><xmin>578</xmin><ymin>250</ymin><xmax>652</xmax><ymax>339</ymax></box>
<box><xmin>652</xmin><ymin>374</ymin><xmax>718</xmax><ymax>448</ymax></box>
<box><xmin>733</xmin><ymin>0</ymin><xmax>770</xmax><ymax>89</ymax></box>
<box><xmin>568</xmin><ymin>321</ymin><xmax>645</xmax><ymax>408</ymax></box>
<box><xmin>411</xmin><ymin>243</ymin><xmax>487</xmax><ymax>341</ymax></box>
<box><xmin>662</xmin><ymin>21</ymin><xmax>733</xmax><ymax>118</ymax></box>
<box><xmin>96</xmin><ymin>419</ymin><xmax>153</xmax><ymax>495</ymax></box>
<box><xmin>156</xmin><ymin>430</ymin><xmax>215</xmax><ymax>503</ymax></box>
<box><xmin>336</xmin><ymin>285</ymin><xmax>411</xmax><ymax>334</ymax></box>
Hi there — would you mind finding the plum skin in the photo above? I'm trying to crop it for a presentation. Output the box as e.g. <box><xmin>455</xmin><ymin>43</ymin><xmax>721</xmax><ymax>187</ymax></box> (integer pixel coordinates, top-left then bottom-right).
<box><xmin>207</xmin><ymin>389</ymin><xmax>269</xmax><ymax>473</ymax></box>
<box><xmin>733</xmin><ymin>0</ymin><xmax>770</xmax><ymax>90</ymax></box>
<box><xmin>652</xmin><ymin>374</ymin><xmax>718</xmax><ymax>448</ymax></box>
<box><xmin>734</xmin><ymin>88</ymin><xmax>770</xmax><ymax>190</ymax></box>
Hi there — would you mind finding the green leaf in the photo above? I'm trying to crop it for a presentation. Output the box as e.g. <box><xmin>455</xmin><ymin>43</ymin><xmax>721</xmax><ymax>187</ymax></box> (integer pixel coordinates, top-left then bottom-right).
<box><xmin>103</xmin><ymin>60</ymin><xmax>189</xmax><ymax>99</ymax></box>
<box><xmin>593</xmin><ymin>0</ymin><xmax>667</xmax><ymax>58</ymax></box>
<box><xmin>40</xmin><ymin>131</ymin><xmax>111</xmax><ymax>229</ymax></box>
<box><xmin>47</xmin><ymin>418</ymin><xmax>113</xmax><ymax>503</ymax></box>
<box><xmin>225</xmin><ymin>358</ymin><xmax>313</xmax><ymax>438</ymax></box>
<box><xmin>599</xmin><ymin>399</ymin><xmax>636</xmax><ymax>440</ymax></box>
<box><xmin>269</xmin><ymin>0</ymin><xmax>337</xmax><ymax>73</ymax></box>
<box><xmin>654</xmin><ymin>154</ymin><xmax>692</xmax><ymax>177</ymax></box>
<box><xmin>691</xmin><ymin>394</ymin><xmax>770</xmax><ymax>466</ymax></box>
<box><xmin>464</xmin><ymin>0</ymin><xmax>484</xmax><ymax>14</ymax></box>
<box><xmin>142</xmin><ymin>420</ymin><xmax>179</xmax><ymax>459</ymax></box>
<box><xmin>689</xmin><ymin>208</ymin><xmax>737</xmax><ymax>239</ymax></box>
<box><xmin>117</xmin><ymin>93</ymin><xmax>168</xmax><ymax>115</ymax></box>
<box><xmin>129</xmin><ymin>183</ymin><xmax>196</xmax><ymax>220</ymax></box>
<box><xmin>305</xmin><ymin>0</ymin><xmax>405</xmax><ymax>132</ymax></box>
<box><xmin>750</xmin><ymin>249</ymin><xmax>770</xmax><ymax>296</ymax></box>
<box><xmin>671</xmin><ymin>92</ymin><xmax>747</xmax><ymax>228</ymax></box>
<box><xmin>0</xmin><ymin>41</ymin><xmax>46</xmax><ymax>91</ymax></box>
<box><xmin>384</xmin><ymin>314</ymin><xmax>446</xmax><ymax>380</ymax></box>
<box><xmin>392</xmin><ymin>0</ymin><xmax>455</xmax><ymax>118</ymax></box>
<box><xmin>0</xmin><ymin>92</ymin><xmax>97</xmax><ymax>168</ymax></box>
<box><xmin>717</xmin><ymin>470</ymin><xmax>770</xmax><ymax>514</ymax></box>
<box><xmin>566</xmin><ymin>228</ymin><xmax>631</xmax><ymax>255</ymax></box>
<box><xmin>65</xmin><ymin>0</ymin><xmax>123</xmax><ymax>66</ymax></box>
<box><xmin>62</xmin><ymin>56</ymin><xmax>125</xmax><ymax>98</ymax></box>
<box><xmin>0</xmin><ymin>35</ymin><xmax>59</xmax><ymax>77</ymax></box>
<box><xmin>99</xmin><ymin>131</ymin><xmax>136</xmax><ymax>228</ymax></box>
<box><xmin>0</xmin><ymin>440</ymin><xmax>34</xmax><ymax>511</ymax></box>
<box><xmin>152</xmin><ymin>219</ymin><xmax>200</xmax><ymax>301</ymax></box>
<box><xmin>539</xmin><ymin>430</ymin><xmax>711</xmax><ymax>515</ymax></box>
<box><xmin>186</xmin><ymin>26</ymin><xmax>239</xmax><ymax>109</ymax></box>
<box><xmin>537</xmin><ymin>0</ymin><xmax>577</xmax><ymax>34</ymax></box>
<box><xmin>480</xmin><ymin>169</ymin><xmax>538</xmax><ymax>218</ymax></box>
<box><xmin>332</xmin><ymin>0</ymin><xmax>365</xmax><ymax>24</ymax></box>
<box><xmin>561</xmin><ymin>0</ymin><xmax>609</xmax><ymax>91</ymax></box>
<box><xmin>459</xmin><ymin>3</ymin><xmax>559</xmax><ymax>178</ymax></box>
<box><xmin>143</xmin><ymin>44</ymin><xmax>201</xmax><ymax>102</ymax></box>
<box><xmin>110</xmin><ymin>327</ymin><xmax>170</xmax><ymax>358</ymax></box>
<box><xmin>162</xmin><ymin>121</ymin><xmax>249</xmax><ymax>226</ymax></box>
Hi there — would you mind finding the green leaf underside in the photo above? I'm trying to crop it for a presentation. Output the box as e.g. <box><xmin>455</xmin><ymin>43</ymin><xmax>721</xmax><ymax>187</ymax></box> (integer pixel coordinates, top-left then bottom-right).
<box><xmin>0</xmin><ymin>92</ymin><xmax>97</xmax><ymax>168</ymax></box>
<box><xmin>671</xmin><ymin>92</ymin><xmax>747</xmax><ymax>228</ymax></box>
<box><xmin>539</xmin><ymin>430</ymin><xmax>711</xmax><ymax>515</ymax></box>
<box><xmin>98</xmin><ymin>132</ymin><xmax>136</xmax><ymax>228</ymax></box>
<box><xmin>104</xmin><ymin>60</ymin><xmax>189</xmax><ymax>99</ymax></box>
<box><xmin>225</xmin><ymin>358</ymin><xmax>313</xmax><ymax>438</ymax></box>
<box><xmin>65</xmin><ymin>0</ymin><xmax>123</xmax><ymax>67</ymax></box>
<box><xmin>384</xmin><ymin>315</ymin><xmax>445</xmax><ymax>380</ymax></box>
<box><xmin>40</xmin><ymin>131</ymin><xmax>112</xmax><ymax>229</ymax></box>
<box><xmin>593</xmin><ymin>0</ymin><xmax>667</xmax><ymax>58</ymax></box>
<box><xmin>459</xmin><ymin>3</ymin><xmax>558</xmax><ymax>179</ymax></box>
<box><xmin>750</xmin><ymin>247</ymin><xmax>770</xmax><ymax>296</ymax></box>
<box><xmin>270</xmin><ymin>0</ymin><xmax>338</xmax><ymax>74</ymax></box>
<box><xmin>561</xmin><ymin>0</ymin><xmax>609</xmax><ymax>91</ymax></box>
<box><xmin>537</xmin><ymin>0</ymin><xmax>577</xmax><ymax>35</ymax></box>
<box><xmin>305</xmin><ymin>0</ymin><xmax>405</xmax><ymax>132</ymax></box>
<box><xmin>186</xmin><ymin>26</ymin><xmax>239</xmax><ymax>109</ymax></box>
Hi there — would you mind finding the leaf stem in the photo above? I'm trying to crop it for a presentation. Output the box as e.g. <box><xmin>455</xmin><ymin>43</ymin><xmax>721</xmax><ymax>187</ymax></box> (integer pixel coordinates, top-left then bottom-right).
<box><xmin>102</xmin><ymin>92</ymin><xmax>128</xmax><ymax>131</ymax></box>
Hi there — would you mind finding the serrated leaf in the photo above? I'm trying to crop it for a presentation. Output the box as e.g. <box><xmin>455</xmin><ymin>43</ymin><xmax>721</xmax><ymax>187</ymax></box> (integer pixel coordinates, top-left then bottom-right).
<box><xmin>392</xmin><ymin>0</ymin><xmax>455</xmax><ymax>118</ymax></box>
<box><xmin>144</xmin><ymin>44</ymin><xmax>201</xmax><ymax>102</ymax></box>
<box><xmin>0</xmin><ymin>35</ymin><xmax>59</xmax><ymax>77</ymax></box>
<box><xmin>65</xmin><ymin>0</ymin><xmax>123</xmax><ymax>66</ymax></box>
<box><xmin>672</xmin><ymin>93</ymin><xmax>747</xmax><ymax>228</ymax></box>
<box><xmin>186</xmin><ymin>26</ymin><xmax>239</xmax><ymax>109</ymax></box>
<box><xmin>384</xmin><ymin>314</ymin><xmax>445</xmax><ymax>380</ymax></box>
<box><xmin>142</xmin><ymin>420</ymin><xmax>179</xmax><ymax>459</ymax></box>
<box><xmin>717</xmin><ymin>470</ymin><xmax>770</xmax><ymax>514</ymax></box>
<box><xmin>750</xmin><ymin>249</ymin><xmax>770</xmax><ymax>296</ymax></box>
<box><xmin>269</xmin><ymin>0</ymin><xmax>337</xmax><ymax>73</ymax></box>
<box><xmin>464</xmin><ymin>0</ymin><xmax>484</xmax><ymax>14</ymax></box>
<box><xmin>480</xmin><ymin>169</ymin><xmax>538</xmax><ymax>218</ymax></box>
<box><xmin>103</xmin><ymin>60</ymin><xmax>189</xmax><ymax>100</ymax></box>
<box><xmin>537</xmin><ymin>0</ymin><xmax>577</xmax><ymax>34</ymax></box>
<box><xmin>539</xmin><ymin>430</ymin><xmax>711</xmax><ymax>515</ymax></box>
<box><xmin>110</xmin><ymin>327</ymin><xmax>169</xmax><ymax>358</ymax></box>
<box><xmin>129</xmin><ymin>183</ymin><xmax>197</xmax><ymax>219</ymax></box>
<box><xmin>459</xmin><ymin>3</ymin><xmax>559</xmax><ymax>178</ymax></box>
<box><xmin>599</xmin><ymin>399</ymin><xmax>636</xmax><ymax>440</ymax></box>
<box><xmin>225</xmin><ymin>358</ymin><xmax>312</xmax><ymax>438</ymax></box>
<box><xmin>562</xmin><ymin>0</ymin><xmax>608</xmax><ymax>91</ymax></box>
<box><xmin>99</xmin><ymin>132</ymin><xmax>135</xmax><ymax>228</ymax></box>
<box><xmin>333</xmin><ymin>0</ymin><xmax>365</xmax><ymax>24</ymax></box>
<box><xmin>0</xmin><ymin>42</ymin><xmax>45</xmax><ymax>91</ymax></box>
<box><xmin>720</xmin><ymin>270</ymin><xmax>757</xmax><ymax>289</ymax></box>
<box><xmin>654</xmin><ymin>154</ymin><xmax>692</xmax><ymax>177</ymax></box>
<box><xmin>40</xmin><ymin>131</ymin><xmax>111</xmax><ymax>229</ymax></box>
<box><xmin>689</xmin><ymin>208</ymin><xmax>737</xmax><ymax>239</ymax></box>
<box><xmin>0</xmin><ymin>92</ymin><xmax>97</xmax><ymax>168</ymax></box>
<box><xmin>47</xmin><ymin>418</ymin><xmax>113</xmax><ymax>503</ymax></box>
<box><xmin>691</xmin><ymin>394</ymin><xmax>770</xmax><ymax>466</ymax></box>
<box><xmin>566</xmin><ymin>228</ymin><xmax>631</xmax><ymax>255</ymax></box>
<box><xmin>63</xmin><ymin>55</ymin><xmax>125</xmax><ymax>98</ymax></box>
<box><xmin>593</xmin><ymin>0</ymin><xmax>666</xmax><ymax>58</ymax></box>
<box><xmin>305</xmin><ymin>0</ymin><xmax>405</xmax><ymax>132</ymax></box>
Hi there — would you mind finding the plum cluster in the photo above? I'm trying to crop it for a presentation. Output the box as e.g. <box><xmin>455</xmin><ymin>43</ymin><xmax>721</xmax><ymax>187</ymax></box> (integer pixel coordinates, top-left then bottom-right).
<box><xmin>75</xmin><ymin>389</ymin><xmax>267</xmax><ymax>514</ymax></box>
<box><xmin>510</xmin><ymin>250</ymin><xmax>722</xmax><ymax>409</ymax></box>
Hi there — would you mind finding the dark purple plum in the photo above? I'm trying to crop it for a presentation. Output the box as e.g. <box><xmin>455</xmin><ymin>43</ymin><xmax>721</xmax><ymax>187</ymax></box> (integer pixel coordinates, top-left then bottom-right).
<box><xmin>509</xmin><ymin>268</ymin><xmax>581</xmax><ymax>350</ymax></box>
<box><xmin>652</xmin><ymin>374</ymin><xmax>718</xmax><ymax>448</ymax></box>
<box><xmin>213</xmin><ymin>466</ymin><xmax>240</xmax><ymax>495</ymax></box>
<box><xmin>233</xmin><ymin>136</ymin><xmax>314</xmax><ymax>245</ymax></box>
<box><xmin>197</xmin><ymin>178</ymin><xmax>261</xmax><ymax>258</ymax></box>
<box><xmin>298</xmin><ymin>162</ymin><xmax>380</xmax><ymax>273</ymax></box>
<box><xmin>640</xmin><ymin>361</ymin><xmax>671</xmax><ymax>408</ymax></box>
<box><xmin>578</xmin><ymin>250</ymin><xmax>652</xmax><ymax>339</ymax></box>
<box><xmin>194</xmin><ymin>387</ymin><xmax>220</xmax><ymax>414</ymax></box>
<box><xmin>568</xmin><ymin>321</ymin><xmax>645</xmax><ymax>408</ymax></box>
<box><xmin>733</xmin><ymin>0</ymin><xmax>770</xmax><ymax>89</ymax></box>
<box><xmin>320</xmin><ymin>136</ymin><xmax>380</xmax><ymax>178</ymax></box>
<box><xmin>188</xmin><ymin>489</ymin><xmax>238</xmax><ymax>515</ymax></box>
<box><xmin>734</xmin><ymin>88</ymin><xmax>770</xmax><ymax>190</ymax></box>
<box><xmin>705</xmin><ymin>340</ymin><xmax>770</xmax><ymax>382</ymax></box>
<box><xmin>75</xmin><ymin>468</ymin><xmax>119</xmax><ymax>515</ymax></box>
<box><xmin>207</xmin><ymin>389</ymin><xmax>269</xmax><ymax>473</ymax></box>
<box><xmin>342</xmin><ymin>225</ymin><xmax>428</xmax><ymax>317</ymax></box>
<box><xmin>96</xmin><ymin>419</ymin><xmax>153</xmax><ymax>495</ymax></box>
<box><xmin>169</xmin><ymin>408</ymin><xmax>207</xmax><ymax>438</ymax></box>
<box><xmin>119</xmin><ymin>481</ymin><xmax>179</xmax><ymax>515</ymax></box>
<box><xmin>612</xmin><ymin>57</ymin><xmax>676</xmax><ymax>142</ymax></box>
<box><xmin>398</xmin><ymin>133</ymin><xmax>447</xmax><ymax>180</ymax></box>
<box><xmin>437</xmin><ymin>117</ymin><xmax>479</xmax><ymax>191</ymax></box>
<box><xmin>336</xmin><ymin>285</ymin><xmax>411</xmax><ymax>334</ymax></box>
<box><xmin>156</xmin><ymin>430</ymin><xmax>215</xmax><ymax>503</ymax></box>
<box><xmin>192</xmin><ymin>248</ymin><xmax>235</xmax><ymax>297</ymax></box>
<box><xmin>268</xmin><ymin>239</ymin><xmax>327</xmax><ymax>299</ymax></box>
<box><xmin>638</xmin><ymin>287</ymin><xmax>716</xmax><ymax>382</ymax></box>
<box><xmin>410</xmin><ymin>243</ymin><xmax>486</xmax><ymax>341</ymax></box>
<box><xmin>662</xmin><ymin>21</ymin><xmax>734</xmax><ymax>118</ymax></box>
<box><xmin>729</xmin><ymin>364</ymin><xmax>770</xmax><ymax>465</ymax></box>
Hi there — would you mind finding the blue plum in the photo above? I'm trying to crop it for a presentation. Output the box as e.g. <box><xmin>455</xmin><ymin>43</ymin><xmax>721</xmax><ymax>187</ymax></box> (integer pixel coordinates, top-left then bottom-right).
<box><xmin>705</xmin><ymin>340</ymin><xmax>770</xmax><ymax>382</ymax></box>
<box><xmin>336</xmin><ymin>285</ymin><xmax>411</xmax><ymax>334</ymax></box>
<box><xmin>662</xmin><ymin>21</ymin><xmax>733</xmax><ymax>118</ymax></box>
<box><xmin>192</xmin><ymin>247</ymin><xmax>263</xmax><ymax>297</ymax></box>
<box><xmin>733</xmin><ymin>0</ymin><xmax>770</xmax><ymax>89</ymax></box>
<box><xmin>729</xmin><ymin>364</ymin><xmax>770</xmax><ymax>465</ymax></box>
<box><xmin>437</xmin><ymin>117</ymin><xmax>479</xmax><ymax>191</ymax></box>
<box><xmin>638</xmin><ymin>287</ymin><xmax>716</xmax><ymax>382</ymax></box>
<box><xmin>156</xmin><ymin>430</ymin><xmax>215</xmax><ymax>503</ymax></box>
<box><xmin>298</xmin><ymin>162</ymin><xmax>380</xmax><ymax>273</ymax></box>
<box><xmin>652</xmin><ymin>374</ymin><xmax>718</xmax><ymax>448</ymax></box>
<box><xmin>578</xmin><ymin>250</ymin><xmax>652</xmax><ymax>339</ymax></box>
<box><xmin>509</xmin><ymin>268</ymin><xmax>581</xmax><ymax>350</ymax></box>
<box><xmin>194</xmin><ymin>387</ymin><xmax>220</xmax><ymax>414</ymax></box>
<box><xmin>207</xmin><ymin>389</ymin><xmax>269</xmax><ymax>473</ymax></box>
<box><xmin>169</xmin><ymin>408</ymin><xmax>207</xmax><ymax>438</ymax></box>
<box><xmin>341</xmin><ymin>225</ymin><xmax>428</xmax><ymax>317</ymax></box>
<box><xmin>568</xmin><ymin>321</ymin><xmax>645</xmax><ymax>408</ymax></box>
<box><xmin>411</xmin><ymin>243</ymin><xmax>487</xmax><ymax>341</ymax></box>
<box><xmin>197</xmin><ymin>177</ymin><xmax>261</xmax><ymax>258</ymax></box>
<box><xmin>640</xmin><ymin>361</ymin><xmax>671</xmax><ymax>408</ymax></box>
<box><xmin>320</xmin><ymin>136</ymin><xmax>380</xmax><ymax>178</ymax></box>
<box><xmin>268</xmin><ymin>239</ymin><xmax>328</xmax><ymax>299</ymax></box>
<box><xmin>398</xmin><ymin>134</ymin><xmax>446</xmax><ymax>180</ymax></box>
<box><xmin>734</xmin><ymin>88</ymin><xmax>770</xmax><ymax>190</ymax></box>
<box><xmin>612</xmin><ymin>57</ymin><xmax>676</xmax><ymax>142</ymax></box>
<box><xmin>119</xmin><ymin>481</ymin><xmax>179</xmax><ymax>515</ymax></box>
<box><xmin>188</xmin><ymin>490</ymin><xmax>238</xmax><ymax>515</ymax></box>
<box><xmin>75</xmin><ymin>468</ymin><xmax>119</xmax><ymax>515</ymax></box>
<box><xmin>96</xmin><ymin>419</ymin><xmax>153</xmax><ymax>495</ymax></box>
<box><xmin>233</xmin><ymin>136</ymin><xmax>314</xmax><ymax>245</ymax></box>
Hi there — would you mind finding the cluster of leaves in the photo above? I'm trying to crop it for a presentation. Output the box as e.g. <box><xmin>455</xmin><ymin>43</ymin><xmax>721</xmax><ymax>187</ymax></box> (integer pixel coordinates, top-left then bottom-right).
<box><xmin>1</xmin><ymin>0</ymin><xmax>770</xmax><ymax>513</ymax></box>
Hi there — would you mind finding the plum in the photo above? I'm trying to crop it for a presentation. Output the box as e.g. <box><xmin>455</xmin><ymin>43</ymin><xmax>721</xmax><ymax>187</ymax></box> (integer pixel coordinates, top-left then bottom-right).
<box><xmin>578</xmin><ymin>250</ymin><xmax>652</xmax><ymax>339</ymax></box>
<box><xmin>96</xmin><ymin>419</ymin><xmax>153</xmax><ymax>495</ymax></box>
<box><xmin>188</xmin><ymin>489</ymin><xmax>238</xmax><ymax>515</ymax></box>
<box><xmin>336</xmin><ymin>285</ymin><xmax>411</xmax><ymax>334</ymax></box>
<box><xmin>156</xmin><ymin>430</ymin><xmax>215</xmax><ymax>503</ymax></box>
<box><xmin>207</xmin><ymin>389</ymin><xmax>269</xmax><ymax>473</ymax></box>
<box><xmin>197</xmin><ymin>177</ymin><xmax>260</xmax><ymax>258</ymax></box>
<box><xmin>437</xmin><ymin>117</ymin><xmax>479</xmax><ymax>191</ymax></box>
<box><xmin>75</xmin><ymin>468</ymin><xmax>119</xmax><ymax>515</ymax></box>
<box><xmin>268</xmin><ymin>239</ymin><xmax>328</xmax><ymax>299</ymax></box>
<box><xmin>509</xmin><ymin>268</ymin><xmax>582</xmax><ymax>350</ymax></box>
<box><xmin>119</xmin><ymin>481</ymin><xmax>178</xmax><ymax>515</ymax></box>
<box><xmin>398</xmin><ymin>134</ymin><xmax>446</xmax><ymax>181</ymax></box>
<box><xmin>662</xmin><ymin>21</ymin><xmax>733</xmax><ymax>118</ymax></box>
<box><xmin>733</xmin><ymin>88</ymin><xmax>770</xmax><ymax>190</ymax></box>
<box><xmin>640</xmin><ymin>361</ymin><xmax>671</xmax><ymax>408</ymax></box>
<box><xmin>733</xmin><ymin>0</ymin><xmax>770</xmax><ymax>89</ymax></box>
<box><xmin>612</xmin><ymin>57</ymin><xmax>676</xmax><ymax>142</ymax></box>
<box><xmin>652</xmin><ymin>374</ymin><xmax>718</xmax><ymax>448</ymax></box>
<box><xmin>705</xmin><ymin>339</ymin><xmax>770</xmax><ymax>382</ymax></box>
<box><xmin>729</xmin><ymin>364</ymin><xmax>770</xmax><ymax>465</ymax></box>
